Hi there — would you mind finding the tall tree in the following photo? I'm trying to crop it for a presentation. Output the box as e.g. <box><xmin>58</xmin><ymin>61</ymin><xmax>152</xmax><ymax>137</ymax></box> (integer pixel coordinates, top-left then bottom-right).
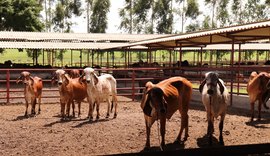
<box><xmin>86</xmin><ymin>0</ymin><xmax>94</xmax><ymax>33</ymax></box>
<box><xmin>204</xmin><ymin>0</ymin><xmax>218</xmax><ymax>28</ymax></box>
<box><xmin>154</xmin><ymin>0</ymin><xmax>173</xmax><ymax>34</ymax></box>
<box><xmin>175</xmin><ymin>0</ymin><xmax>186</xmax><ymax>33</ymax></box>
<box><xmin>52</xmin><ymin>0</ymin><xmax>82</xmax><ymax>32</ymax></box>
<box><xmin>89</xmin><ymin>0</ymin><xmax>110</xmax><ymax>33</ymax></box>
<box><xmin>216</xmin><ymin>0</ymin><xmax>230</xmax><ymax>27</ymax></box>
<box><xmin>243</xmin><ymin>0</ymin><xmax>267</xmax><ymax>23</ymax></box>
<box><xmin>185</xmin><ymin>0</ymin><xmax>200</xmax><ymax>21</ymax></box>
<box><xmin>231</xmin><ymin>0</ymin><xmax>244</xmax><ymax>24</ymax></box>
<box><xmin>0</xmin><ymin>0</ymin><xmax>12</xmax><ymax>31</ymax></box>
<box><xmin>133</xmin><ymin>0</ymin><xmax>153</xmax><ymax>34</ymax></box>
<box><xmin>119</xmin><ymin>0</ymin><xmax>133</xmax><ymax>34</ymax></box>
<box><xmin>1</xmin><ymin>0</ymin><xmax>44</xmax><ymax>31</ymax></box>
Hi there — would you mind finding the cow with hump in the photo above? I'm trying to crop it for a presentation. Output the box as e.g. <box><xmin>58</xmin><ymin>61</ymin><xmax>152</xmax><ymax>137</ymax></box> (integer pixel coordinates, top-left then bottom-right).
<box><xmin>16</xmin><ymin>71</ymin><xmax>43</xmax><ymax>116</ymax></box>
<box><xmin>140</xmin><ymin>76</ymin><xmax>192</xmax><ymax>151</ymax></box>
<box><xmin>52</xmin><ymin>69</ymin><xmax>88</xmax><ymax>119</ymax></box>
<box><xmin>247</xmin><ymin>71</ymin><xmax>270</xmax><ymax>121</ymax></box>
<box><xmin>199</xmin><ymin>72</ymin><xmax>229</xmax><ymax>145</ymax></box>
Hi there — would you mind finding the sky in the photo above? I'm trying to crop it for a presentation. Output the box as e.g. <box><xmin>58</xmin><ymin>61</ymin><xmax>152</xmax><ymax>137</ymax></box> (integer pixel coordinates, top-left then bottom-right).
<box><xmin>71</xmin><ymin>0</ymin><xmax>124</xmax><ymax>33</ymax></box>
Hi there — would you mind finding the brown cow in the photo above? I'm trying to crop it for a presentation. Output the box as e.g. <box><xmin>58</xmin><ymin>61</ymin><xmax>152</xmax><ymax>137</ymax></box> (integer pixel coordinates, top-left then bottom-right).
<box><xmin>141</xmin><ymin>77</ymin><xmax>192</xmax><ymax>150</ymax></box>
<box><xmin>16</xmin><ymin>71</ymin><xmax>43</xmax><ymax>116</ymax></box>
<box><xmin>68</xmin><ymin>69</ymin><xmax>80</xmax><ymax>78</ymax></box>
<box><xmin>247</xmin><ymin>71</ymin><xmax>270</xmax><ymax>121</ymax></box>
<box><xmin>52</xmin><ymin>69</ymin><xmax>88</xmax><ymax>119</ymax></box>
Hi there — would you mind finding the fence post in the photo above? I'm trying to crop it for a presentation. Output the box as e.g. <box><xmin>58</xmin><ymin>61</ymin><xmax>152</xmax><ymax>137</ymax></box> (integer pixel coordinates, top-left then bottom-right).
<box><xmin>132</xmin><ymin>70</ymin><xmax>135</xmax><ymax>101</ymax></box>
<box><xmin>6</xmin><ymin>70</ymin><xmax>10</xmax><ymax>104</ymax></box>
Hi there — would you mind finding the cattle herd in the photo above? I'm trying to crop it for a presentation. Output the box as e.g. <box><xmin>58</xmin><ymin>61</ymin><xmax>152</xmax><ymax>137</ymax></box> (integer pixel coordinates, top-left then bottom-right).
<box><xmin>15</xmin><ymin>68</ymin><xmax>270</xmax><ymax>151</ymax></box>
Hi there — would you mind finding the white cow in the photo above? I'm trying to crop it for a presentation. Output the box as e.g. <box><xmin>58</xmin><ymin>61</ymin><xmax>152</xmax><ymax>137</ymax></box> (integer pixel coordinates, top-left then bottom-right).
<box><xmin>199</xmin><ymin>72</ymin><xmax>229</xmax><ymax>145</ymax></box>
<box><xmin>83</xmin><ymin>67</ymin><xmax>118</xmax><ymax>120</ymax></box>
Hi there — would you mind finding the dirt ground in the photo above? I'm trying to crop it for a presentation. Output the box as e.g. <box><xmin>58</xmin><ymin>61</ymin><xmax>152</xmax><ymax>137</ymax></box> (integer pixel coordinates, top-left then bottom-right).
<box><xmin>0</xmin><ymin>96</ymin><xmax>270</xmax><ymax>156</ymax></box>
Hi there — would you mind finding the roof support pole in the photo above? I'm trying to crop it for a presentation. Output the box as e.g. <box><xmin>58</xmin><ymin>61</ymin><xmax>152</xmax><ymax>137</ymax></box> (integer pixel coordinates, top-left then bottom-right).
<box><xmin>91</xmin><ymin>50</ymin><xmax>94</xmax><ymax>67</ymax></box>
<box><xmin>237</xmin><ymin>44</ymin><xmax>242</xmax><ymax>95</ymax></box>
<box><xmin>179</xmin><ymin>44</ymin><xmax>182</xmax><ymax>67</ymax></box>
<box><xmin>169</xmin><ymin>50</ymin><xmax>172</xmax><ymax>67</ymax></box>
<box><xmin>87</xmin><ymin>49</ymin><xmax>90</xmax><ymax>66</ymax></box>
<box><xmin>71</xmin><ymin>50</ymin><xmax>73</xmax><ymax>67</ymax></box>
<box><xmin>107</xmin><ymin>51</ymin><xmax>109</xmax><ymax>68</ymax></box>
<box><xmin>42</xmin><ymin>49</ymin><xmax>45</xmax><ymax>66</ymax></box>
<box><xmin>230</xmin><ymin>38</ymin><xmax>235</xmax><ymax>106</ymax></box>
<box><xmin>80</xmin><ymin>49</ymin><xmax>82</xmax><ymax>68</ymax></box>
<box><xmin>200</xmin><ymin>47</ymin><xmax>203</xmax><ymax>84</ymax></box>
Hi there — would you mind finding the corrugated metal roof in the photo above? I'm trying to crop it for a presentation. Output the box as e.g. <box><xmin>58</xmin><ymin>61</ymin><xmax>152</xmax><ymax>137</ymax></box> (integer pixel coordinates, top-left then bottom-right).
<box><xmin>113</xmin><ymin>20</ymin><xmax>270</xmax><ymax>49</ymax></box>
<box><xmin>0</xmin><ymin>31</ymin><xmax>170</xmax><ymax>42</ymax></box>
<box><xmin>0</xmin><ymin>41</ymin><xmax>152</xmax><ymax>50</ymax></box>
<box><xmin>181</xmin><ymin>43</ymin><xmax>270</xmax><ymax>51</ymax></box>
<box><xmin>0</xmin><ymin>41</ymin><xmax>131</xmax><ymax>50</ymax></box>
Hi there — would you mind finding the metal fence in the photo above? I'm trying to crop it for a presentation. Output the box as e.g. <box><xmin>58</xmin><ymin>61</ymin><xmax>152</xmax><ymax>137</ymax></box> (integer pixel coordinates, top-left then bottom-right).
<box><xmin>1</xmin><ymin>66</ymin><xmax>269</xmax><ymax>104</ymax></box>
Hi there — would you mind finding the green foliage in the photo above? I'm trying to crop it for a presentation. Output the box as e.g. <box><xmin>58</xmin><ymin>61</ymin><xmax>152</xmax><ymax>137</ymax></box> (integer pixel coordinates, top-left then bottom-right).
<box><xmin>217</xmin><ymin>0</ymin><xmax>230</xmax><ymax>27</ymax></box>
<box><xmin>89</xmin><ymin>0</ymin><xmax>110</xmax><ymax>33</ymax></box>
<box><xmin>133</xmin><ymin>0</ymin><xmax>153</xmax><ymax>33</ymax></box>
<box><xmin>0</xmin><ymin>0</ymin><xmax>44</xmax><ymax>31</ymax></box>
<box><xmin>53</xmin><ymin>0</ymin><xmax>82</xmax><ymax>32</ymax></box>
<box><xmin>119</xmin><ymin>0</ymin><xmax>133</xmax><ymax>33</ymax></box>
<box><xmin>185</xmin><ymin>0</ymin><xmax>200</xmax><ymax>20</ymax></box>
<box><xmin>243</xmin><ymin>0</ymin><xmax>267</xmax><ymax>23</ymax></box>
<box><xmin>154</xmin><ymin>0</ymin><xmax>173</xmax><ymax>34</ymax></box>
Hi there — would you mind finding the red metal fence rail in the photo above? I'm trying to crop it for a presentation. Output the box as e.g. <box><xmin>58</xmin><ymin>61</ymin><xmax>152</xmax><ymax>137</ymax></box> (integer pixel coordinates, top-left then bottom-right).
<box><xmin>0</xmin><ymin>66</ymin><xmax>269</xmax><ymax>104</ymax></box>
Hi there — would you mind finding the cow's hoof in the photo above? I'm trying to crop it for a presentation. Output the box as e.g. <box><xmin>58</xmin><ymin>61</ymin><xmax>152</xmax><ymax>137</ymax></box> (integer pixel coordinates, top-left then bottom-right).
<box><xmin>113</xmin><ymin>113</ymin><xmax>117</xmax><ymax>118</ymax></box>
<box><xmin>106</xmin><ymin>114</ymin><xmax>109</xmax><ymax>118</ymax></box>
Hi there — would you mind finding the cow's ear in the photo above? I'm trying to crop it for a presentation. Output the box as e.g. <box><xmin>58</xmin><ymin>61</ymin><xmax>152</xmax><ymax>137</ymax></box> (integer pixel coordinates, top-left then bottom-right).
<box><xmin>63</xmin><ymin>74</ymin><xmax>69</xmax><ymax>85</ymax></box>
<box><xmin>141</xmin><ymin>90</ymin><xmax>152</xmax><ymax>117</ymax></box>
<box><xmin>199</xmin><ymin>79</ymin><xmax>206</xmax><ymax>93</ymax></box>
<box><xmin>79</xmin><ymin>73</ymin><xmax>85</xmax><ymax>84</ymax></box>
<box><xmin>29</xmin><ymin>77</ymin><xmax>34</xmax><ymax>86</ymax></box>
<box><xmin>93</xmin><ymin>73</ymin><xmax>99</xmax><ymax>85</ymax></box>
<box><xmin>217</xmin><ymin>79</ymin><xmax>224</xmax><ymax>94</ymax></box>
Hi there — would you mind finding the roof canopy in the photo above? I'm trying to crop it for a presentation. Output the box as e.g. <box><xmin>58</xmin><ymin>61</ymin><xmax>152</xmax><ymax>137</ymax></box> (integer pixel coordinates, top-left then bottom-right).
<box><xmin>111</xmin><ymin>20</ymin><xmax>270</xmax><ymax>49</ymax></box>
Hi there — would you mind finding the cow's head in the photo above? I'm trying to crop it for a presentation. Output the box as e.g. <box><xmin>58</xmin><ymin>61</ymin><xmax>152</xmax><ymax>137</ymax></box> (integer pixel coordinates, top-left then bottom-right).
<box><xmin>83</xmin><ymin>67</ymin><xmax>98</xmax><ymax>86</ymax></box>
<box><xmin>199</xmin><ymin>72</ymin><xmax>224</xmax><ymax>95</ymax></box>
<box><xmin>16</xmin><ymin>71</ymin><xmax>34</xmax><ymax>86</ymax></box>
<box><xmin>141</xmin><ymin>82</ymin><xmax>167</xmax><ymax>117</ymax></box>
<box><xmin>51</xmin><ymin>69</ymin><xmax>67</xmax><ymax>86</ymax></box>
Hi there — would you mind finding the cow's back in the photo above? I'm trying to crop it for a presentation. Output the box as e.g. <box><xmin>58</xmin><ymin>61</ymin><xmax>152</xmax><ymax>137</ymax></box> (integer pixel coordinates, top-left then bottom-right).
<box><xmin>156</xmin><ymin>77</ymin><xmax>192</xmax><ymax>119</ymax></box>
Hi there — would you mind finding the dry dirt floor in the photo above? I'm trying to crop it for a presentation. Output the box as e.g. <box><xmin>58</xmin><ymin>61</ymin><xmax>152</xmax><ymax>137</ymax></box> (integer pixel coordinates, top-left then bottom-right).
<box><xmin>1</xmin><ymin>96</ymin><xmax>270</xmax><ymax>156</ymax></box>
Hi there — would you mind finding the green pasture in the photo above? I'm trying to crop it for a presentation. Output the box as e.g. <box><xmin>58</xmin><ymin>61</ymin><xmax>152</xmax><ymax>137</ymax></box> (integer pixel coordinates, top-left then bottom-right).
<box><xmin>0</xmin><ymin>49</ymin><xmax>269</xmax><ymax>67</ymax></box>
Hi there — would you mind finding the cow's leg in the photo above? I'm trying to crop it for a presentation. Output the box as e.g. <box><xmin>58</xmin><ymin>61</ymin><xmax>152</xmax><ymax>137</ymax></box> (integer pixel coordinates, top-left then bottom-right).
<box><xmin>207</xmin><ymin>111</ymin><xmax>214</xmax><ymax>145</ymax></box>
<box><xmin>207</xmin><ymin>120</ymin><xmax>214</xmax><ymax>145</ymax></box>
<box><xmin>106</xmin><ymin>99</ymin><xmax>110</xmax><ymax>118</ymax></box>
<box><xmin>258</xmin><ymin>100</ymin><xmax>262</xmax><ymax>121</ymax></box>
<box><xmin>113</xmin><ymin>95</ymin><xmax>118</xmax><ymax>118</ymax></box>
<box><xmin>72</xmin><ymin>101</ymin><xmax>75</xmax><ymax>117</ymax></box>
<box><xmin>87</xmin><ymin>98</ymin><xmax>94</xmax><ymax>120</ymax></box>
<box><xmin>160</xmin><ymin>116</ymin><xmax>166</xmax><ymax>151</ymax></box>
<box><xmin>250</xmin><ymin>102</ymin><xmax>255</xmax><ymax>121</ymax></box>
<box><xmin>78</xmin><ymin>102</ymin><xmax>81</xmax><ymax>117</ymax></box>
<box><xmin>31</xmin><ymin>98</ymin><xmax>36</xmax><ymax>115</ymax></box>
<box><xmin>66</xmin><ymin>100</ymin><xmax>71</xmax><ymax>118</ymax></box>
<box><xmin>25</xmin><ymin>100</ymin><xmax>29</xmax><ymax>116</ymax></box>
<box><xmin>176</xmin><ymin>112</ymin><xmax>189</xmax><ymax>143</ymax></box>
<box><xmin>144</xmin><ymin>118</ymin><xmax>154</xmax><ymax>150</ymax></box>
<box><xmin>96</xmin><ymin>102</ymin><xmax>100</xmax><ymax>120</ymax></box>
<box><xmin>219</xmin><ymin>114</ymin><xmax>225</xmax><ymax>145</ymax></box>
<box><xmin>38</xmin><ymin>96</ymin><xmax>41</xmax><ymax>114</ymax></box>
